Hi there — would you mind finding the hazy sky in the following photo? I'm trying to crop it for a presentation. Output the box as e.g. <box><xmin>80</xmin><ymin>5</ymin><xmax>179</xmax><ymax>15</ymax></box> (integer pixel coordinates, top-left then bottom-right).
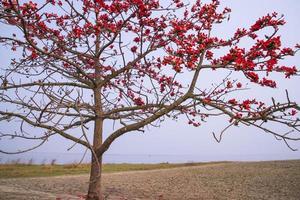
<box><xmin>1</xmin><ymin>0</ymin><xmax>300</xmax><ymax>163</ymax></box>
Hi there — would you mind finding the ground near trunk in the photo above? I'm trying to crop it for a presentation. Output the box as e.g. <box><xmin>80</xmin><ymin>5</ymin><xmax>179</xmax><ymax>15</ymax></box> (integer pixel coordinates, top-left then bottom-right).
<box><xmin>0</xmin><ymin>160</ymin><xmax>300</xmax><ymax>200</ymax></box>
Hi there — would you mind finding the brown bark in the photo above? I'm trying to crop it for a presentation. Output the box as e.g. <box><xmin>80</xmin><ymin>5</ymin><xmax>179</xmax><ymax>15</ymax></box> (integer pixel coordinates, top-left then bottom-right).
<box><xmin>87</xmin><ymin>86</ymin><xmax>104</xmax><ymax>200</ymax></box>
<box><xmin>87</xmin><ymin>154</ymin><xmax>103</xmax><ymax>200</ymax></box>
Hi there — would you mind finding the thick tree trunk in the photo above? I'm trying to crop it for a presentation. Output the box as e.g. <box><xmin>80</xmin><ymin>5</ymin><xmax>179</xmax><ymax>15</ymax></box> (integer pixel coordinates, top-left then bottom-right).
<box><xmin>87</xmin><ymin>120</ymin><xmax>103</xmax><ymax>200</ymax></box>
<box><xmin>87</xmin><ymin>86</ymin><xmax>104</xmax><ymax>200</ymax></box>
<box><xmin>87</xmin><ymin>153</ymin><xmax>103</xmax><ymax>200</ymax></box>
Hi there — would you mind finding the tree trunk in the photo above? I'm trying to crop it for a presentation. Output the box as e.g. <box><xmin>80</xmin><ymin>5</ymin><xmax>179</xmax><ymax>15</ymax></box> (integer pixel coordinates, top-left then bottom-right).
<box><xmin>87</xmin><ymin>153</ymin><xmax>103</xmax><ymax>200</ymax></box>
<box><xmin>87</xmin><ymin>87</ymin><xmax>104</xmax><ymax>200</ymax></box>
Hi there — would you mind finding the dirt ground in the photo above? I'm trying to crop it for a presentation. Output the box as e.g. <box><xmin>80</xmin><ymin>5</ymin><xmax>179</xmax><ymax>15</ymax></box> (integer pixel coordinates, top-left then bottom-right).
<box><xmin>0</xmin><ymin>160</ymin><xmax>300</xmax><ymax>200</ymax></box>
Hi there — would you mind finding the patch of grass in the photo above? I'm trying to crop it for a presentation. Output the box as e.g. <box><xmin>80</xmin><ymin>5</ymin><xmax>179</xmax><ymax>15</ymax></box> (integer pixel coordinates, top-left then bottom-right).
<box><xmin>0</xmin><ymin>163</ymin><xmax>88</xmax><ymax>178</ymax></box>
<box><xmin>0</xmin><ymin>162</ymin><xmax>228</xmax><ymax>179</ymax></box>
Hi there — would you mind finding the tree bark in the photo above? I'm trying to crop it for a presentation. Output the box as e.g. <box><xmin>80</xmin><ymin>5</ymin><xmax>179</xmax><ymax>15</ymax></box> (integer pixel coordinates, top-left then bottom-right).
<box><xmin>87</xmin><ymin>153</ymin><xmax>103</xmax><ymax>200</ymax></box>
<box><xmin>87</xmin><ymin>86</ymin><xmax>104</xmax><ymax>200</ymax></box>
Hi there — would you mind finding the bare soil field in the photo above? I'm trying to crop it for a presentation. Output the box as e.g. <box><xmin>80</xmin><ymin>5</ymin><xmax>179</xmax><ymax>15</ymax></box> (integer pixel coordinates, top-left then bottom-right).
<box><xmin>0</xmin><ymin>160</ymin><xmax>299</xmax><ymax>200</ymax></box>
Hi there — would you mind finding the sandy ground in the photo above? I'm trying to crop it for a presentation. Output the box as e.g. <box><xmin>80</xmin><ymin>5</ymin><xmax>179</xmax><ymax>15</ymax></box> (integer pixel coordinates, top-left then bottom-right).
<box><xmin>0</xmin><ymin>160</ymin><xmax>300</xmax><ymax>200</ymax></box>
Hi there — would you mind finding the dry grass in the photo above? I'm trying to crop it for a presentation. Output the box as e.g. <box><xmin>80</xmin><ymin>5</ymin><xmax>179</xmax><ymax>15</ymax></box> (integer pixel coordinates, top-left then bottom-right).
<box><xmin>0</xmin><ymin>161</ymin><xmax>226</xmax><ymax>178</ymax></box>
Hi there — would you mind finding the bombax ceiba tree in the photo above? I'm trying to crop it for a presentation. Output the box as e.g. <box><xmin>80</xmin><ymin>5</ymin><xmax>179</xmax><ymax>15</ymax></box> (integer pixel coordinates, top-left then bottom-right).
<box><xmin>0</xmin><ymin>0</ymin><xmax>299</xmax><ymax>199</ymax></box>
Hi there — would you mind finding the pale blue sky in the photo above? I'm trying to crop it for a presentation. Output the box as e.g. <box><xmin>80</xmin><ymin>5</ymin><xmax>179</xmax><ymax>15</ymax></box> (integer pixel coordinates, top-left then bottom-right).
<box><xmin>0</xmin><ymin>0</ymin><xmax>299</xmax><ymax>163</ymax></box>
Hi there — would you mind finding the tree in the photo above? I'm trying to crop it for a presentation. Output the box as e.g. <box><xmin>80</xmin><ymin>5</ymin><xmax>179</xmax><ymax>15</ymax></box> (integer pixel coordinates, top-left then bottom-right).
<box><xmin>0</xmin><ymin>0</ymin><xmax>299</xmax><ymax>199</ymax></box>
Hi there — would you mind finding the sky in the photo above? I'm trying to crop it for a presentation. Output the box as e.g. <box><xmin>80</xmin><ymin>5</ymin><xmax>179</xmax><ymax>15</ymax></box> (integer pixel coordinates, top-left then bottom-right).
<box><xmin>0</xmin><ymin>0</ymin><xmax>300</xmax><ymax>164</ymax></box>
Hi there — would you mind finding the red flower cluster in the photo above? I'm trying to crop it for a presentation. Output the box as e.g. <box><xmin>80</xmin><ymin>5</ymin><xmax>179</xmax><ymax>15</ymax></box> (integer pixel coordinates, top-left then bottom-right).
<box><xmin>260</xmin><ymin>78</ymin><xmax>276</xmax><ymax>88</ymax></box>
<box><xmin>250</xmin><ymin>12</ymin><xmax>285</xmax><ymax>32</ymax></box>
<box><xmin>276</xmin><ymin>66</ymin><xmax>297</xmax><ymax>78</ymax></box>
<box><xmin>133</xmin><ymin>97</ymin><xmax>145</xmax><ymax>106</ymax></box>
<box><xmin>246</xmin><ymin>72</ymin><xmax>259</xmax><ymax>83</ymax></box>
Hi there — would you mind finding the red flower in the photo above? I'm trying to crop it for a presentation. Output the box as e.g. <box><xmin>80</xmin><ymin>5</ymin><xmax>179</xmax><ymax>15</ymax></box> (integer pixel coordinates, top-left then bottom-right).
<box><xmin>144</xmin><ymin>29</ymin><xmax>150</xmax><ymax>35</ymax></box>
<box><xmin>205</xmin><ymin>51</ymin><xmax>213</xmax><ymax>60</ymax></box>
<box><xmin>228</xmin><ymin>99</ymin><xmax>238</xmax><ymax>105</ymax></box>
<box><xmin>73</xmin><ymin>27</ymin><xmax>83</xmax><ymax>37</ymax></box>
<box><xmin>242</xmin><ymin>100</ymin><xmax>251</xmax><ymax>110</ymax></box>
<box><xmin>266</xmin><ymin>59</ymin><xmax>277</xmax><ymax>71</ymax></box>
<box><xmin>260</xmin><ymin>78</ymin><xmax>276</xmax><ymax>88</ymax></box>
<box><xmin>246</xmin><ymin>72</ymin><xmax>259</xmax><ymax>83</ymax></box>
<box><xmin>277</xmin><ymin>66</ymin><xmax>297</xmax><ymax>78</ymax></box>
<box><xmin>226</xmin><ymin>81</ymin><xmax>233</xmax><ymax>89</ymax></box>
<box><xmin>202</xmin><ymin>97</ymin><xmax>211</xmax><ymax>104</ymax></box>
<box><xmin>281</xmin><ymin>48</ymin><xmax>294</xmax><ymax>56</ymax></box>
<box><xmin>133</xmin><ymin>97</ymin><xmax>144</xmax><ymax>106</ymax></box>
<box><xmin>30</xmin><ymin>51</ymin><xmax>38</xmax><ymax>59</ymax></box>
<box><xmin>131</xmin><ymin>46</ymin><xmax>138</xmax><ymax>53</ymax></box>
<box><xmin>291</xmin><ymin>109</ymin><xmax>297</xmax><ymax>116</ymax></box>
